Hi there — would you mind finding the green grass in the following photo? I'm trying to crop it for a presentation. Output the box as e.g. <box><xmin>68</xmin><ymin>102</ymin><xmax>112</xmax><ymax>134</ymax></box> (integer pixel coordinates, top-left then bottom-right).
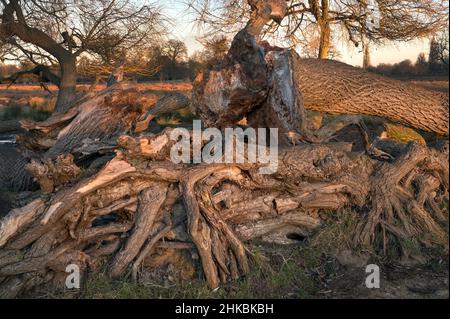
<box><xmin>31</xmin><ymin>243</ymin><xmax>335</xmax><ymax>299</ymax></box>
<box><xmin>310</xmin><ymin>209</ymin><xmax>362</xmax><ymax>254</ymax></box>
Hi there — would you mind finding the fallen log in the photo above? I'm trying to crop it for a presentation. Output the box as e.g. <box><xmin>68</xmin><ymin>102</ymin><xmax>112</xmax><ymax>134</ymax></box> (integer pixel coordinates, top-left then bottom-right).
<box><xmin>0</xmin><ymin>0</ymin><xmax>448</xmax><ymax>298</ymax></box>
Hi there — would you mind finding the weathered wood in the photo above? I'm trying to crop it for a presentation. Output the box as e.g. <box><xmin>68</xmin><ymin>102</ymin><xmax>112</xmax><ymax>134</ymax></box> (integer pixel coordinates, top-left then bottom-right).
<box><xmin>26</xmin><ymin>154</ymin><xmax>81</xmax><ymax>194</ymax></box>
<box><xmin>191</xmin><ymin>0</ymin><xmax>448</xmax><ymax>140</ymax></box>
<box><xmin>109</xmin><ymin>184</ymin><xmax>169</xmax><ymax>277</ymax></box>
<box><xmin>247</xmin><ymin>49</ymin><xmax>309</xmax><ymax>145</ymax></box>
<box><xmin>0</xmin><ymin>144</ymin><xmax>37</xmax><ymax>191</ymax></box>
<box><xmin>192</xmin><ymin>29</ymin><xmax>269</xmax><ymax>128</ymax></box>
<box><xmin>0</xmin><ymin>199</ymin><xmax>45</xmax><ymax>248</ymax></box>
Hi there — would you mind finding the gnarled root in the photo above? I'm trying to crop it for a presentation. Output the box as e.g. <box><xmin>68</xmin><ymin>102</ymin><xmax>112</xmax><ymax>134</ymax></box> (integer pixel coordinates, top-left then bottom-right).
<box><xmin>355</xmin><ymin>142</ymin><xmax>449</xmax><ymax>258</ymax></box>
<box><xmin>0</xmin><ymin>132</ymin><xmax>448</xmax><ymax>298</ymax></box>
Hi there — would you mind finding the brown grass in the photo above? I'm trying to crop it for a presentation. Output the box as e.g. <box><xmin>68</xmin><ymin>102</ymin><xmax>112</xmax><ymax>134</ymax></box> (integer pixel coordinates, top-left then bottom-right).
<box><xmin>0</xmin><ymin>82</ymin><xmax>192</xmax><ymax>94</ymax></box>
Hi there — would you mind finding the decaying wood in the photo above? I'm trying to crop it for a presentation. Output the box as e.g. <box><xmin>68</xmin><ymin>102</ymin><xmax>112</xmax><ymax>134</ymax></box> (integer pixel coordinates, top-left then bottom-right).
<box><xmin>246</xmin><ymin>49</ymin><xmax>309</xmax><ymax>145</ymax></box>
<box><xmin>135</xmin><ymin>92</ymin><xmax>191</xmax><ymax>133</ymax></box>
<box><xmin>109</xmin><ymin>184</ymin><xmax>169</xmax><ymax>277</ymax></box>
<box><xmin>16</xmin><ymin>83</ymin><xmax>149</xmax><ymax>158</ymax></box>
<box><xmin>26</xmin><ymin>154</ymin><xmax>81</xmax><ymax>194</ymax></box>
<box><xmin>3</xmin><ymin>83</ymin><xmax>185</xmax><ymax>192</ymax></box>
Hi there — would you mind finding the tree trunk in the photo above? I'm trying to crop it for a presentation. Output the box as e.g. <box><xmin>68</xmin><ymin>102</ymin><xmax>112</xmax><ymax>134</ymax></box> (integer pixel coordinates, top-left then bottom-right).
<box><xmin>55</xmin><ymin>58</ymin><xmax>77</xmax><ymax>113</ymax></box>
<box><xmin>192</xmin><ymin>31</ymin><xmax>448</xmax><ymax>137</ymax></box>
<box><xmin>317</xmin><ymin>0</ymin><xmax>331</xmax><ymax>60</ymax></box>
<box><xmin>318</xmin><ymin>21</ymin><xmax>331</xmax><ymax>59</ymax></box>
<box><xmin>0</xmin><ymin>80</ymin><xmax>448</xmax><ymax>297</ymax></box>
<box><xmin>363</xmin><ymin>39</ymin><xmax>371</xmax><ymax>69</ymax></box>
<box><xmin>294</xmin><ymin>59</ymin><xmax>449</xmax><ymax>135</ymax></box>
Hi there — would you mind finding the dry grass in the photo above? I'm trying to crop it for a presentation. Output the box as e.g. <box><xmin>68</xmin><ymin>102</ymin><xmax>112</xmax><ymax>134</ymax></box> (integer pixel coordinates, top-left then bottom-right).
<box><xmin>28</xmin><ymin>96</ymin><xmax>57</xmax><ymax>112</ymax></box>
<box><xmin>0</xmin><ymin>82</ymin><xmax>192</xmax><ymax>95</ymax></box>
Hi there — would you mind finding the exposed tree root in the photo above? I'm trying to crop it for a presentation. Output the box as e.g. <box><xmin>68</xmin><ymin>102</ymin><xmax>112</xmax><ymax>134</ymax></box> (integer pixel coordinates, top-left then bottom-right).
<box><xmin>0</xmin><ymin>130</ymin><xmax>447</xmax><ymax>297</ymax></box>
<box><xmin>355</xmin><ymin>142</ymin><xmax>449</xmax><ymax>257</ymax></box>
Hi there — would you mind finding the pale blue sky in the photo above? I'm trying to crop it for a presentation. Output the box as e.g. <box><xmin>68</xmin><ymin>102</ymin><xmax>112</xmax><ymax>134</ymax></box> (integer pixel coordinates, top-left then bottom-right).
<box><xmin>163</xmin><ymin>0</ymin><xmax>432</xmax><ymax>67</ymax></box>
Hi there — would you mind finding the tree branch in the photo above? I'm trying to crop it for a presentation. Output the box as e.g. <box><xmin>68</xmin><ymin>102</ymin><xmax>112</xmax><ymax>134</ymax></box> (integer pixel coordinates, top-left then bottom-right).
<box><xmin>0</xmin><ymin>64</ymin><xmax>61</xmax><ymax>86</ymax></box>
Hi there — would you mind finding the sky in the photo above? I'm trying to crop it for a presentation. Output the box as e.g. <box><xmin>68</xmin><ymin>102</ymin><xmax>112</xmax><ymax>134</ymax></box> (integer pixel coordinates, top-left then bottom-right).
<box><xmin>162</xmin><ymin>1</ymin><xmax>432</xmax><ymax>67</ymax></box>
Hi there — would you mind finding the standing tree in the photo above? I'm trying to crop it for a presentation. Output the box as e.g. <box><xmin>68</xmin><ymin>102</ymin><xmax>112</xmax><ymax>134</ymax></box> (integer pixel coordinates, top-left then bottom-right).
<box><xmin>162</xmin><ymin>39</ymin><xmax>188</xmax><ymax>80</ymax></box>
<box><xmin>429</xmin><ymin>31</ymin><xmax>449</xmax><ymax>73</ymax></box>
<box><xmin>0</xmin><ymin>0</ymin><xmax>166</xmax><ymax>112</ymax></box>
<box><xmin>200</xmin><ymin>35</ymin><xmax>230</xmax><ymax>64</ymax></box>
<box><xmin>146</xmin><ymin>40</ymin><xmax>189</xmax><ymax>80</ymax></box>
<box><xmin>188</xmin><ymin>0</ymin><xmax>448</xmax><ymax>60</ymax></box>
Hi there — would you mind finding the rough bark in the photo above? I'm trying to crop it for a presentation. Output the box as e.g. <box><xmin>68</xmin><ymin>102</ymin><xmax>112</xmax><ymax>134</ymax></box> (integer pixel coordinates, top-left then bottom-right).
<box><xmin>191</xmin><ymin>0</ymin><xmax>448</xmax><ymax>138</ymax></box>
<box><xmin>362</xmin><ymin>39</ymin><xmax>371</xmax><ymax>69</ymax></box>
<box><xmin>25</xmin><ymin>154</ymin><xmax>81</xmax><ymax>194</ymax></box>
<box><xmin>17</xmin><ymin>83</ymin><xmax>145</xmax><ymax>158</ymax></box>
<box><xmin>1</xmin><ymin>83</ymin><xmax>192</xmax><ymax>192</ymax></box>
<box><xmin>295</xmin><ymin>59</ymin><xmax>449</xmax><ymax>135</ymax></box>
<box><xmin>0</xmin><ymin>0</ymin><xmax>78</xmax><ymax>113</ymax></box>
<box><xmin>192</xmin><ymin>29</ymin><xmax>269</xmax><ymax>128</ymax></box>
<box><xmin>318</xmin><ymin>22</ymin><xmax>330</xmax><ymax>59</ymax></box>
<box><xmin>0</xmin><ymin>145</ymin><xmax>36</xmax><ymax>192</ymax></box>
<box><xmin>246</xmin><ymin>48</ymin><xmax>309</xmax><ymax>145</ymax></box>
<box><xmin>55</xmin><ymin>59</ymin><xmax>78</xmax><ymax>113</ymax></box>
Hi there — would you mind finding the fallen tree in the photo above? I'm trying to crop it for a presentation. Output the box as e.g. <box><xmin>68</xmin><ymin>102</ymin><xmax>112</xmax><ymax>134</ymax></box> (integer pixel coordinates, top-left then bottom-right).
<box><xmin>0</xmin><ymin>0</ymin><xmax>448</xmax><ymax>298</ymax></box>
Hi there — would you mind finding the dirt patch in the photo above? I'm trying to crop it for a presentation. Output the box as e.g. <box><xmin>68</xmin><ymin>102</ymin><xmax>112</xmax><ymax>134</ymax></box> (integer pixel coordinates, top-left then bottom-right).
<box><xmin>328</xmin><ymin>263</ymin><xmax>449</xmax><ymax>299</ymax></box>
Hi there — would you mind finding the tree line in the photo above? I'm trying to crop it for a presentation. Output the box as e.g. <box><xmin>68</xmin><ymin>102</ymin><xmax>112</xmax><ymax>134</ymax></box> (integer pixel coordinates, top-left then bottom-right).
<box><xmin>369</xmin><ymin>32</ymin><xmax>449</xmax><ymax>77</ymax></box>
<box><xmin>0</xmin><ymin>36</ymin><xmax>230</xmax><ymax>83</ymax></box>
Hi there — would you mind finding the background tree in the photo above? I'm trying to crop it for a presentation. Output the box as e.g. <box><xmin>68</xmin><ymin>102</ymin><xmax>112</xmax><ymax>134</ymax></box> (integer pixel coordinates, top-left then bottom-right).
<box><xmin>415</xmin><ymin>52</ymin><xmax>428</xmax><ymax>75</ymax></box>
<box><xmin>200</xmin><ymin>35</ymin><xmax>230</xmax><ymax>64</ymax></box>
<box><xmin>162</xmin><ymin>39</ymin><xmax>188</xmax><ymax>80</ymax></box>
<box><xmin>297</xmin><ymin>24</ymin><xmax>340</xmax><ymax>58</ymax></box>
<box><xmin>144</xmin><ymin>40</ymin><xmax>190</xmax><ymax>81</ymax></box>
<box><xmin>429</xmin><ymin>31</ymin><xmax>449</xmax><ymax>73</ymax></box>
<box><xmin>0</xmin><ymin>0</ymin><xmax>166</xmax><ymax>112</ymax></box>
